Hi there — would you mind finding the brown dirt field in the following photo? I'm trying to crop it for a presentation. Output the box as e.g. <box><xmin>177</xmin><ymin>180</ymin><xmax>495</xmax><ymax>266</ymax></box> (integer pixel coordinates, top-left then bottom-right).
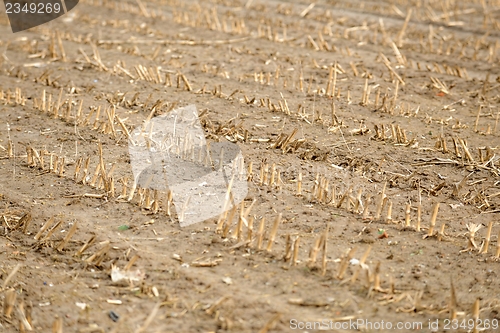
<box><xmin>0</xmin><ymin>0</ymin><xmax>500</xmax><ymax>332</ymax></box>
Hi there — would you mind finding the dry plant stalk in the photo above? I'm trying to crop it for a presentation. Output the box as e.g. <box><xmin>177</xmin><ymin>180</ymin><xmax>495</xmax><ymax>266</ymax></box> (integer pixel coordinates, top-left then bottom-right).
<box><xmin>4</xmin><ymin>289</ymin><xmax>17</xmax><ymax>318</ymax></box>
<box><xmin>269</xmin><ymin>163</ymin><xmax>276</xmax><ymax>186</ymax></box>
<box><xmin>58</xmin><ymin>157</ymin><xmax>65</xmax><ymax>177</ymax></box>
<box><xmin>256</xmin><ymin>217</ymin><xmax>266</xmax><ymax>250</ymax></box>
<box><xmin>351</xmin><ymin>246</ymin><xmax>372</xmax><ymax>284</ymax></box>
<box><xmin>427</xmin><ymin>203</ymin><xmax>440</xmax><ymax>237</ymax></box>
<box><xmin>85</xmin><ymin>240</ymin><xmax>111</xmax><ymax>264</ymax></box>
<box><xmin>332</xmin><ymin>61</ymin><xmax>338</xmax><ymax>97</ymax></box>
<box><xmin>90</xmin><ymin>162</ymin><xmax>101</xmax><ymax>187</ymax></box>
<box><xmin>292</xmin><ymin>236</ymin><xmax>300</xmax><ymax>266</ymax></box>
<box><xmin>14</xmin><ymin>212</ymin><xmax>31</xmax><ymax>233</ymax></box>
<box><xmin>52</xmin><ymin>155</ymin><xmax>59</xmax><ymax>174</ymax></box>
<box><xmin>362</xmin><ymin>196</ymin><xmax>371</xmax><ymax>220</ymax></box>
<box><xmin>127</xmin><ymin>180</ymin><xmax>137</xmax><ymax>202</ymax></box>
<box><xmin>296</xmin><ymin>172</ymin><xmax>302</xmax><ymax>196</ymax></box>
<box><xmin>247</xmin><ymin>161</ymin><xmax>253</xmax><ymax>181</ymax></box>
<box><xmin>337</xmin><ymin>247</ymin><xmax>357</xmax><ymax>280</ymax></box>
<box><xmin>266</xmin><ymin>213</ymin><xmax>282</xmax><ymax>252</ymax></box>
<box><xmin>354</xmin><ymin>188</ymin><xmax>363</xmax><ymax>213</ymax></box>
<box><xmin>16</xmin><ymin>301</ymin><xmax>33</xmax><ymax>331</ymax></box>
<box><xmin>52</xmin><ymin>317</ymin><xmax>63</xmax><ymax>333</ymax></box>
<box><xmin>220</xmin><ymin>204</ymin><xmax>237</xmax><ymax>237</ymax></box>
<box><xmin>34</xmin><ymin>216</ymin><xmax>55</xmax><ymax>240</ymax></box>
<box><xmin>326</xmin><ymin>66</ymin><xmax>334</xmax><ymax>97</ymax></box>
<box><xmin>307</xmin><ymin>235</ymin><xmax>322</xmax><ymax>267</ymax></box>
<box><xmin>375</xmin><ymin>182</ymin><xmax>387</xmax><ymax>220</ymax></box>
<box><xmin>321</xmin><ymin>225</ymin><xmax>329</xmax><ymax>276</ymax></box>
<box><xmin>262</xmin><ymin>164</ymin><xmax>269</xmax><ymax>186</ymax></box>
<box><xmin>75</xmin><ymin>235</ymin><xmax>96</xmax><ymax>256</ymax></box>
<box><xmin>361</xmin><ymin>78</ymin><xmax>369</xmax><ymax>105</ymax></box>
<box><xmin>416</xmin><ymin>204</ymin><xmax>422</xmax><ymax>231</ymax></box>
<box><xmin>41</xmin><ymin>219</ymin><xmax>63</xmax><ymax>242</ymax></box>
<box><xmin>124</xmin><ymin>255</ymin><xmax>139</xmax><ymax>271</ymax></box>
<box><xmin>258</xmin><ymin>313</ymin><xmax>282</xmax><ymax>333</ymax></box>
<box><xmin>459</xmin><ymin>138</ymin><xmax>474</xmax><ymax>162</ymax></box>
<box><xmin>404</xmin><ymin>203</ymin><xmax>411</xmax><ymax>227</ymax></box>
<box><xmin>55</xmin><ymin>88</ymin><xmax>63</xmax><ymax>118</ymax></box>
<box><xmin>181</xmin><ymin>74</ymin><xmax>192</xmax><ymax>91</ymax></box>
<box><xmin>246</xmin><ymin>216</ymin><xmax>254</xmax><ymax>246</ymax></box>
<box><xmin>7</xmin><ymin>139</ymin><xmax>13</xmax><ymax>158</ymax></box>
<box><xmin>449</xmin><ymin>277</ymin><xmax>457</xmax><ymax>320</ymax></box>
<box><xmin>479</xmin><ymin>221</ymin><xmax>493</xmax><ymax>254</ymax></box>
<box><xmin>136</xmin><ymin>303</ymin><xmax>161</xmax><ymax>333</ymax></box>
<box><xmin>385</xmin><ymin>200</ymin><xmax>393</xmax><ymax>223</ymax></box>
<box><xmin>461</xmin><ymin>223</ymin><xmax>483</xmax><ymax>252</ymax></box>
<box><xmin>41</xmin><ymin>89</ymin><xmax>46</xmax><ymax>112</ymax></box>
<box><xmin>165</xmin><ymin>190</ymin><xmax>173</xmax><ymax>216</ymax></box>
<box><xmin>151</xmin><ymin>189</ymin><xmax>159</xmax><ymax>213</ymax></box>
<box><xmin>397</xmin><ymin>8</ymin><xmax>412</xmax><ymax>47</ymax></box>
<box><xmin>235</xmin><ymin>201</ymin><xmax>245</xmax><ymax>241</ymax></box>
<box><xmin>283</xmin><ymin>234</ymin><xmax>292</xmax><ymax>262</ymax></box>
<box><xmin>472</xmin><ymin>298</ymin><xmax>480</xmax><ymax>333</ymax></box>
<box><xmin>371</xmin><ymin>261</ymin><xmax>383</xmax><ymax>292</ymax></box>
<box><xmin>73</xmin><ymin>158</ymin><xmax>82</xmax><ymax>181</ymax></box>
<box><xmin>496</xmin><ymin>229</ymin><xmax>500</xmax><ymax>258</ymax></box>
<box><xmin>57</xmin><ymin>221</ymin><xmax>78</xmax><ymax>251</ymax></box>
<box><xmin>26</xmin><ymin>146</ymin><xmax>34</xmax><ymax>167</ymax></box>
<box><xmin>81</xmin><ymin>157</ymin><xmax>90</xmax><ymax>185</ymax></box>
<box><xmin>2</xmin><ymin>263</ymin><xmax>22</xmax><ymax>290</ymax></box>
<box><xmin>474</xmin><ymin>105</ymin><xmax>481</xmax><ymax>132</ymax></box>
<box><xmin>217</xmin><ymin>177</ymin><xmax>235</xmax><ymax>230</ymax></box>
<box><xmin>437</xmin><ymin>223</ymin><xmax>446</xmax><ymax>241</ymax></box>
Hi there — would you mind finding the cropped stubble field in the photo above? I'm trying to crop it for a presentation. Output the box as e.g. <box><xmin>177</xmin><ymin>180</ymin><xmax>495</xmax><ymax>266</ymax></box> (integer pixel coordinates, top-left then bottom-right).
<box><xmin>0</xmin><ymin>0</ymin><xmax>499</xmax><ymax>332</ymax></box>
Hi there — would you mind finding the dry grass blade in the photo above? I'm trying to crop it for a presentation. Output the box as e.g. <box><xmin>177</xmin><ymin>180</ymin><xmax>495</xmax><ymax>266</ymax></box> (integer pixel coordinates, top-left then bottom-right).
<box><xmin>135</xmin><ymin>303</ymin><xmax>161</xmax><ymax>333</ymax></box>
<box><xmin>258</xmin><ymin>313</ymin><xmax>282</xmax><ymax>333</ymax></box>
<box><xmin>205</xmin><ymin>296</ymin><xmax>229</xmax><ymax>316</ymax></box>
<box><xmin>2</xmin><ymin>263</ymin><xmax>22</xmax><ymax>290</ymax></box>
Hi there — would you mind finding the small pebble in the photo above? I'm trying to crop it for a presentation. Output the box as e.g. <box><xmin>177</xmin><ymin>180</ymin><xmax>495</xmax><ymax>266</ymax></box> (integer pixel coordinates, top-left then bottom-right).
<box><xmin>109</xmin><ymin>311</ymin><xmax>119</xmax><ymax>322</ymax></box>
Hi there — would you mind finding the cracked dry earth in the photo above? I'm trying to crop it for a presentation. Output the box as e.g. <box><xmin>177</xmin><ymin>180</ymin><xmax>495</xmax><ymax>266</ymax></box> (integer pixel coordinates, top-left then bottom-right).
<box><xmin>0</xmin><ymin>0</ymin><xmax>500</xmax><ymax>332</ymax></box>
